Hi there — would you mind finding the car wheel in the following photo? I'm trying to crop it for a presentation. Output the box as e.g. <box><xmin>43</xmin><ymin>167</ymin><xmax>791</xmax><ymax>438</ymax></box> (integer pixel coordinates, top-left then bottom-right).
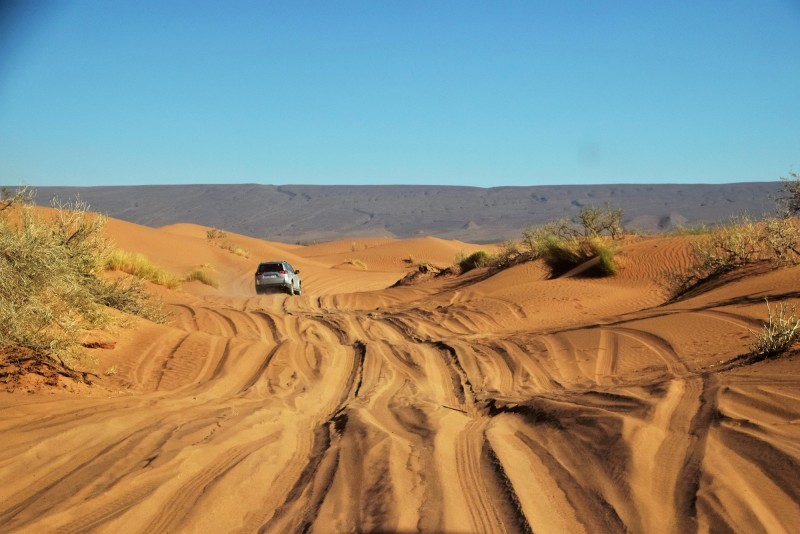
<box><xmin>296</xmin><ymin>284</ymin><xmax>302</xmax><ymax>296</ymax></box>
<box><xmin>286</xmin><ymin>285</ymin><xmax>294</xmax><ymax>296</ymax></box>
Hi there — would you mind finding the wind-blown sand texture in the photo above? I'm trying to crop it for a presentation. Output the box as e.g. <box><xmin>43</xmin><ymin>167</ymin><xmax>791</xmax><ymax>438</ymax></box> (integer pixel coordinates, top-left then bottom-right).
<box><xmin>1</xmin><ymin>217</ymin><xmax>799</xmax><ymax>533</ymax></box>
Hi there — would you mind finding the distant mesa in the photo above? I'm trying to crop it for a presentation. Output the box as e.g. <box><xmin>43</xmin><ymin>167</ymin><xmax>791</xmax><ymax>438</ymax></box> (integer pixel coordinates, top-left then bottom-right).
<box><xmin>14</xmin><ymin>182</ymin><xmax>783</xmax><ymax>243</ymax></box>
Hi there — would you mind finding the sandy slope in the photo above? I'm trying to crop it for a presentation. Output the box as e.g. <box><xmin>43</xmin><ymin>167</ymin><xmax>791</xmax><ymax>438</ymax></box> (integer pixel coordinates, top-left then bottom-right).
<box><xmin>1</xmin><ymin>219</ymin><xmax>799</xmax><ymax>533</ymax></box>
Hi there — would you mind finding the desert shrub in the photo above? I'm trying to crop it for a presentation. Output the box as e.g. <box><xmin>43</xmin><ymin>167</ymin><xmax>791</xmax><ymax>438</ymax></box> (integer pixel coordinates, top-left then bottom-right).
<box><xmin>521</xmin><ymin>213</ymin><xmax>620</xmax><ymax>277</ymax></box>
<box><xmin>0</xmin><ymin>190</ymin><xmax>165</xmax><ymax>372</ymax></box>
<box><xmin>206</xmin><ymin>228</ymin><xmax>228</xmax><ymax>240</ymax></box>
<box><xmin>532</xmin><ymin>235</ymin><xmax>614</xmax><ymax>276</ymax></box>
<box><xmin>402</xmin><ymin>255</ymin><xmax>416</xmax><ymax>264</ymax></box>
<box><xmin>495</xmin><ymin>240</ymin><xmax>521</xmax><ymax>267</ymax></box>
<box><xmin>667</xmin><ymin>215</ymin><xmax>800</xmax><ymax>296</ymax></box>
<box><xmin>185</xmin><ymin>268</ymin><xmax>219</xmax><ymax>288</ymax></box>
<box><xmin>577</xmin><ymin>204</ymin><xmax>624</xmax><ymax>239</ymax></box>
<box><xmin>749</xmin><ymin>300</ymin><xmax>800</xmax><ymax>359</ymax></box>
<box><xmin>94</xmin><ymin>276</ymin><xmax>168</xmax><ymax>323</ymax></box>
<box><xmin>592</xmin><ymin>239</ymin><xmax>618</xmax><ymax>275</ymax></box>
<box><xmin>106</xmin><ymin>249</ymin><xmax>181</xmax><ymax>289</ymax></box>
<box><xmin>218</xmin><ymin>241</ymin><xmax>251</xmax><ymax>258</ymax></box>
<box><xmin>525</xmin><ymin>205</ymin><xmax>623</xmax><ymax>244</ymax></box>
<box><xmin>457</xmin><ymin>250</ymin><xmax>493</xmax><ymax>273</ymax></box>
<box><xmin>537</xmin><ymin>236</ymin><xmax>581</xmax><ymax>274</ymax></box>
<box><xmin>777</xmin><ymin>171</ymin><xmax>800</xmax><ymax>216</ymax></box>
<box><xmin>346</xmin><ymin>258</ymin><xmax>367</xmax><ymax>270</ymax></box>
<box><xmin>521</xmin><ymin>225</ymin><xmax>555</xmax><ymax>258</ymax></box>
<box><xmin>205</xmin><ymin>225</ymin><xmax>250</xmax><ymax>258</ymax></box>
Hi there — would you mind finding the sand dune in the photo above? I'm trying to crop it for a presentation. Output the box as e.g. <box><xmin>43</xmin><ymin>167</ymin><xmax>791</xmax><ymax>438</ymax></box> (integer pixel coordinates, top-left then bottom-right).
<box><xmin>1</xmin><ymin>216</ymin><xmax>799</xmax><ymax>533</ymax></box>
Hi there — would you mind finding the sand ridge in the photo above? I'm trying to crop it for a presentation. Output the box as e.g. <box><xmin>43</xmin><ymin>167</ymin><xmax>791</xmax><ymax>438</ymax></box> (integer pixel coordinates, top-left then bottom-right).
<box><xmin>1</xmin><ymin>216</ymin><xmax>799</xmax><ymax>532</ymax></box>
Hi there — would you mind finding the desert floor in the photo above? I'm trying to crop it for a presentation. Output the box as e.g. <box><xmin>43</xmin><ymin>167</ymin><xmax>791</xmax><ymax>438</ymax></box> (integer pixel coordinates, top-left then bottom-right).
<box><xmin>1</xmin><ymin>219</ymin><xmax>799</xmax><ymax>533</ymax></box>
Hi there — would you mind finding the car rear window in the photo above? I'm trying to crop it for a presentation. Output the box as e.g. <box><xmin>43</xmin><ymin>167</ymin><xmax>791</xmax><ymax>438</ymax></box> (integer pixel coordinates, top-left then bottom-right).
<box><xmin>257</xmin><ymin>263</ymin><xmax>283</xmax><ymax>273</ymax></box>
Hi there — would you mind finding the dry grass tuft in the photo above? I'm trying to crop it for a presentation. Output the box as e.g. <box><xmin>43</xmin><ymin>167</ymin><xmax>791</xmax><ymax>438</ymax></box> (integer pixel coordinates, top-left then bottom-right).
<box><xmin>750</xmin><ymin>300</ymin><xmax>800</xmax><ymax>360</ymax></box>
<box><xmin>218</xmin><ymin>242</ymin><xmax>251</xmax><ymax>258</ymax></box>
<box><xmin>185</xmin><ymin>268</ymin><xmax>219</xmax><ymax>288</ymax></box>
<box><xmin>106</xmin><ymin>249</ymin><xmax>181</xmax><ymax>289</ymax></box>
<box><xmin>346</xmin><ymin>258</ymin><xmax>367</xmax><ymax>270</ymax></box>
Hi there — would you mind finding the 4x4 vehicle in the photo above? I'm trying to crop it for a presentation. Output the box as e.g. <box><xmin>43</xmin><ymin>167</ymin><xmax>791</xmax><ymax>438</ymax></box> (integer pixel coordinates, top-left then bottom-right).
<box><xmin>254</xmin><ymin>261</ymin><xmax>302</xmax><ymax>295</ymax></box>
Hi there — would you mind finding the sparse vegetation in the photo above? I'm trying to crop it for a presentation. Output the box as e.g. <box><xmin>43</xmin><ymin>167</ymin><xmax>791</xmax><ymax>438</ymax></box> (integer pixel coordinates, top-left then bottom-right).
<box><xmin>594</xmin><ymin>239</ymin><xmax>617</xmax><ymax>275</ymax></box>
<box><xmin>577</xmin><ymin>204</ymin><xmax>624</xmax><ymax>239</ymax></box>
<box><xmin>749</xmin><ymin>300</ymin><xmax>800</xmax><ymax>360</ymax></box>
<box><xmin>519</xmin><ymin>205</ymin><xmax>623</xmax><ymax>277</ymax></box>
<box><xmin>206</xmin><ymin>228</ymin><xmax>228</xmax><ymax>240</ymax></box>
<box><xmin>777</xmin><ymin>171</ymin><xmax>800</xmax><ymax>216</ymax></box>
<box><xmin>0</xmin><ymin>189</ymin><xmax>166</xmax><ymax>376</ymax></box>
<box><xmin>666</xmin><ymin>215</ymin><xmax>800</xmax><ymax>296</ymax></box>
<box><xmin>456</xmin><ymin>250</ymin><xmax>493</xmax><ymax>273</ymax></box>
<box><xmin>346</xmin><ymin>258</ymin><xmax>367</xmax><ymax>270</ymax></box>
<box><xmin>185</xmin><ymin>268</ymin><xmax>219</xmax><ymax>288</ymax></box>
<box><xmin>495</xmin><ymin>240</ymin><xmax>521</xmax><ymax>267</ymax></box>
<box><xmin>106</xmin><ymin>249</ymin><xmax>181</xmax><ymax>289</ymax></box>
<box><xmin>535</xmin><ymin>235</ymin><xmax>617</xmax><ymax>276</ymax></box>
<box><xmin>206</xmin><ymin>227</ymin><xmax>250</xmax><ymax>258</ymax></box>
<box><xmin>218</xmin><ymin>241</ymin><xmax>251</xmax><ymax>258</ymax></box>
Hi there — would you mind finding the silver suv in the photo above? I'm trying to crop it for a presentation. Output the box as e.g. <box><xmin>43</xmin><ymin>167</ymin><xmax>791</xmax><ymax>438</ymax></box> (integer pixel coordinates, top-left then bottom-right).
<box><xmin>255</xmin><ymin>261</ymin><xmax>302</xmax><ymax>295</ymax></box>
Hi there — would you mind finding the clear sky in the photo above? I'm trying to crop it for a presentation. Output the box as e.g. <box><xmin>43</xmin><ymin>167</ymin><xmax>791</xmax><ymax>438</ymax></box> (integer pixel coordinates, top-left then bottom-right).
<box><xmin>1</xmin><ymin>1</ymin><xmax>798</xmax><ymax>187</ymax></box>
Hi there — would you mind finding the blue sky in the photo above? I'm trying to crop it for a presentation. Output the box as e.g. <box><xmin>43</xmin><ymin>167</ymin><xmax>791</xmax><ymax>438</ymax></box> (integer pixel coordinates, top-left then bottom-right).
<box><xmin>1</xmin><ymin>1</ymin><xmax>798</xmax><ymax>187</ymax></box>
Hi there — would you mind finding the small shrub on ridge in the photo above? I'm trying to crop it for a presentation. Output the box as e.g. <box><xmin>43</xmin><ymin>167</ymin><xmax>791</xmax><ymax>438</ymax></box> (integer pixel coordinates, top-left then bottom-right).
<box><xmin>749</xmin><ymin>300</ymin><xmax>800</xmax><ymax>360</ymax></box>
<box><xmin>185</xmin><ymin>269</ymin><xmax>219</xmax><ymax>288</ymax></box>
<box><xmin>457</xmin><ymin>250</ymin><xmax>493</xmax><ymax>273</ymax></box>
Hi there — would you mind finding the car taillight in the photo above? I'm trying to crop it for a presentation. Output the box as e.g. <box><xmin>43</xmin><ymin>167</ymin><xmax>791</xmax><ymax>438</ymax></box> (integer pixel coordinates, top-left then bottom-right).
<box><xmin>278</xmin><ymin>270</ymin><xmax>288</xmax><ymax>274</ymax></box>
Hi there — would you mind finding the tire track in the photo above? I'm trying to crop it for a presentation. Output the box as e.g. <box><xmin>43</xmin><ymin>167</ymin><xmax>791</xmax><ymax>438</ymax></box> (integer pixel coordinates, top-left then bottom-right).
<box><xmin>143</xmin><ymin>435</ymin><xmax>279</xmax><ymax>533</ymax></box>
<box><xmin>238</xmin><ymin>343</ymin><xmax>283</xmax><ymax>394</ymax></box>
<box><xmin>610</xmin><ymin>326</ymin><xmax>690</xmax><ymax>377</ymax></box>
<box><xmin>595</xmin><ymin>328</ymin><xmax>619</xmax><ymax>386</ymax></box>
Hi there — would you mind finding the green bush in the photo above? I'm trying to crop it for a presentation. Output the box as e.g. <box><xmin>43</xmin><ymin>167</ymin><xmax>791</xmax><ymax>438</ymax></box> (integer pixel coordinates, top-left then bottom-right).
<box><xmin>519</xmin><ymin>205</ymin><xmax>623</xmax><ymax>277</ymax></box>
<box><xmin>538</xmin><ymin>236</ymin><xmax>581</xmax><ymax>274</ymax></box>
<box><xmin>0</xmin><ymin>190</ymin><xmax>165</xmax><ymax>372</ymax></box>
<box><xmin>592</xmin><ymin>239</ymin><xmax>617</xmax><ymax>275</ymax></box>
<box><xmin>457</xmin><ymin>250</ymin><xmax>493</xmax><ymax>273</ymax></box>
